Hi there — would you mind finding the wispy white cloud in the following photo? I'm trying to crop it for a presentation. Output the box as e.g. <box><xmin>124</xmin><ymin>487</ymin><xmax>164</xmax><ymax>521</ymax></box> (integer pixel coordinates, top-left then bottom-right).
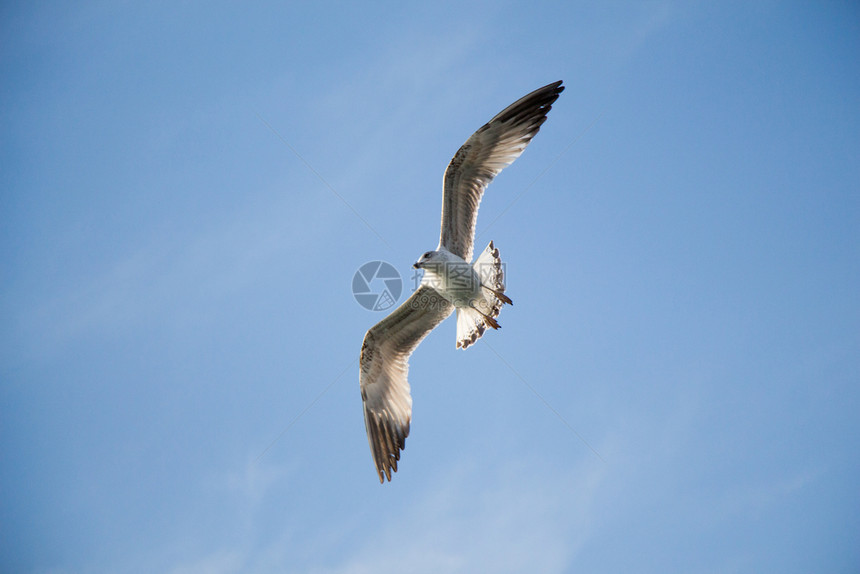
<box><xmin>161</xmin><ymin>455</ymin><xmax>606</xmax><ymax>574</ymax></box>
<box><xmin>322</xmin><ymin>462</ymin><xmax>603</xmax><ymax>574</ymax></box>
<box><xmin>11</xmin><ymin>190</ymin><xmax>311</xmax><ymax>361</ymax></box>
<box><xmin>168</xmin><ymin>550</ymin><xmax>244</xmax><ymax>574</ymax></box>
<box><xmin>219</xmin><ymin>456</ymin><xmax>296</xmax><ymax>509</ymax></box>
<box><xmin>715</xmin><ymin>468</ymin><xmax>823</xmax><ymax>521</ymax></box>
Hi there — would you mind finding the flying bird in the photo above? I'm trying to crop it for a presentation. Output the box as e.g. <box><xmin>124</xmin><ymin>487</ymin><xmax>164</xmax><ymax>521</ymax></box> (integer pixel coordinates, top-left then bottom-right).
<box><xmin>359</xmin><ymin>81</ymin><xmax>564</xmax><ymax>483</ymax></box>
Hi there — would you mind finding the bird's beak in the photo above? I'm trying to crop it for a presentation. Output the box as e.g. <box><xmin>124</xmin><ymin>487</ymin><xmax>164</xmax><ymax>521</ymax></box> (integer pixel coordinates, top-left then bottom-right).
<box><xmin>413</xmin><ymin>261</ymin><xmax>422</xmax><ymax>269</ymax></box>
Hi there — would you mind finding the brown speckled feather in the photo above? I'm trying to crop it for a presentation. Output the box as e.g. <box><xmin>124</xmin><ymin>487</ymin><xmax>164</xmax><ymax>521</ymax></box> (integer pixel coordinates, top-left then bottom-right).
<box><xmin>440</xmin><ymin>81</ymin><xmax>564</xmax><ymax>262</ymax></box>
<box><xmin>360</xmin><ymin>286</ymin><xmax>453</xmax><ymax>482</ymax></box>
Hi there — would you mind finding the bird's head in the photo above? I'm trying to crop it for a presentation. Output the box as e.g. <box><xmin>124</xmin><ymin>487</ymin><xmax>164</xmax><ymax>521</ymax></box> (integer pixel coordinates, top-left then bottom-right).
<box><xmin>413</xmin><ymin>250</ymin><xmax>444</xmax><ymax>269</ymax></box>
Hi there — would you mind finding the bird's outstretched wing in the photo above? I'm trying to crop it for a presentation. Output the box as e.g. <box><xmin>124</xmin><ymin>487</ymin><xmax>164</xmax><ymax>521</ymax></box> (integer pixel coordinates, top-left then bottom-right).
<box><xmin>439</xmin><ymin>80</ymin><xmax>564</xmax><ymax>261</ymax></box>
<box><xmin>360</xmin><ymin>285</ymin><xmax>453</xmax><ymax>482</ymax></box>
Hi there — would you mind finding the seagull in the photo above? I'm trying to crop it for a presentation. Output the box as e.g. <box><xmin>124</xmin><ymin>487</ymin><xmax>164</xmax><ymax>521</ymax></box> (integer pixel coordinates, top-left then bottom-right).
<box><xmin>359</xmin><ymin>81</ymin><xmax>564</xmax><ymax>483</ymax></box>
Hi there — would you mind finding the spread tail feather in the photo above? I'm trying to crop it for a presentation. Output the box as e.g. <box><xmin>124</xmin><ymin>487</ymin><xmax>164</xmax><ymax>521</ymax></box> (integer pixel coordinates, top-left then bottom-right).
<box><xmin>456</xmin><ymin>241</ymin><xmax>511</xmax><ymax>349</ymax></box>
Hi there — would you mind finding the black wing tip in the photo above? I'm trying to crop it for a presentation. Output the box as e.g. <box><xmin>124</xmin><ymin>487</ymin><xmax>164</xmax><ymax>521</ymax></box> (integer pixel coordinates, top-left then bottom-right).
<box><xmin>492</xmin><ymin>80</ymin><xmax>565</xmax><ymax>126</ymax></box>
<box><xmin>376</xmin><ymin>453</ymin><xmax>400</xmax><ymax>484</ymax></box>
<box><xmin>366</xmin><ymin>412</ymin><xmax>410</xmax><ymax>484</ymax></box>
<box><xmin>526</xmin><ymin>80</ymin><xmax>565</xmax><ymax>101</ymax></box>
<box><xmin>532</xmin><ymin>80</ymin><xmax>564</xmax><ymax>107</ymax></box>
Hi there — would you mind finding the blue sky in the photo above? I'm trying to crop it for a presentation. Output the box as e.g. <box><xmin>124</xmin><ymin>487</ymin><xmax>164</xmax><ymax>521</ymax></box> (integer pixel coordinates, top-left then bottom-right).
<box><xmin>2</xmin><ymin>1</ymin><xmax>858</xmax><ymax>572</ymax></box>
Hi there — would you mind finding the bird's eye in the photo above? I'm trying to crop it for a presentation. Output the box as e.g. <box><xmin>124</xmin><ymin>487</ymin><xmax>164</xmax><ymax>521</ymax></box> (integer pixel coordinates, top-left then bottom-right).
<box><xmin>423</xmin><ymin>252</ymin><xmax>432</xmax><ymax>259</ymax></box>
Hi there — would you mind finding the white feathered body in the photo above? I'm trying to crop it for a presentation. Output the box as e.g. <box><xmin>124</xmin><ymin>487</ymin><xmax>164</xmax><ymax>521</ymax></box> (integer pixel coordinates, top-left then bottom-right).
<box><xmin>417</xmin><ymin>242</ymin><xmax>508</xmax><ymax>349</ymax></box>
<box><xmin>419</xmin><ymin>248</ymin><xmax>482</xmax><ymax>307</ymax></box>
